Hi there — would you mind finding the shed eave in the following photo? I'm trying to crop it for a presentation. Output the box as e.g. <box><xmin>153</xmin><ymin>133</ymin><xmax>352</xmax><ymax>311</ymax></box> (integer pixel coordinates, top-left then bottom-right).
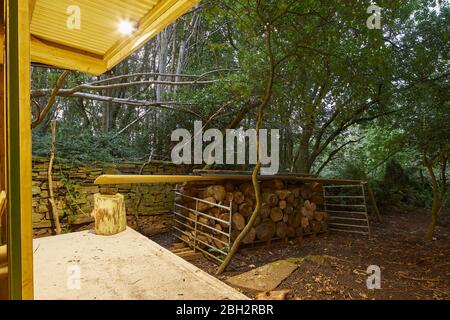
<box><xmin>25</xmin><ymin>0</ymin><xmax>199</xmax><ymax>75</ymax></box>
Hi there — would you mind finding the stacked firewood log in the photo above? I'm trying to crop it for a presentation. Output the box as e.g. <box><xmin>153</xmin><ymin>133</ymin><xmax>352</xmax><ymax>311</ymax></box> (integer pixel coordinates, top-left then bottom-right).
<box><xmin>175</xmin><ymin>179</ymin><xmax>327</xmax><ymax>250</ymax></box>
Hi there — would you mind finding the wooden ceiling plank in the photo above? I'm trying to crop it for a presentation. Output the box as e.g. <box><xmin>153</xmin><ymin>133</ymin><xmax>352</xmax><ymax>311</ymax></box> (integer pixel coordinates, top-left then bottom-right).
<box><xmin>27</xmin><ymin>0</ymin><xmax>198</xmax><ymax>75</ymax></box>
<box><xmin>104</xmin><ymin>0</ymin><xmax>199</xmax><ymax>70</ymax></box>
<box><xmin>30</xmin><ymin>36</ymin><xmax>107</xmax><ymax>75</ymax></box>
<box><xmin>104</xmin><ymin>0</ymin><xmax>180</xmax><ymax>60</ymax></box>
<box><xmin>30</xmin><ymin>0</ymin><xmax>157</xmax><ymax>56</ymax></box>
<box><xmin>31</xmin><ymin>31</ymin><xmax>111</xmax><ymax>55</ymax></box>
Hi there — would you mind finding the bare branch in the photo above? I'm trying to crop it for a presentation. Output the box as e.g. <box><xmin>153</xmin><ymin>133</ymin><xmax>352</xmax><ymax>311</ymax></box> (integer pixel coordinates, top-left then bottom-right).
<box><xmin>35</xmin><ymin>79</ymin><xmax>225</xmax><ymax>94</ymax></box>
<box><xmin>31</xmin><ymin>70</ymin><xmax>71</xmax><ymax>129</ymax></box>
<box><xmin>84</xmin><ymin>68</ymin><xmax>240</xmax><ymax>85</ymax></box>
<box><xmin>111</xmin><ymin>109</ymin><xmax>153</xmax><ymax>139</ymax></box>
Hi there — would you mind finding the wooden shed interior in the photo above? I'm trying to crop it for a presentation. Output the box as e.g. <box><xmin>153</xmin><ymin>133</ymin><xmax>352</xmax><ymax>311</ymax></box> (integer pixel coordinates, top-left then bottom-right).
<box><xmin>0</xmin><ymin>0</ymin><xmax>198</xmax><ymax>300</ymax></box>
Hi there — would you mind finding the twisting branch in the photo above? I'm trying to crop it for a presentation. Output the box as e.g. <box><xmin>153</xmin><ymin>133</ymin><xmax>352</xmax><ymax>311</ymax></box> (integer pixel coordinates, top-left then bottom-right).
<box><xmin>217</xmin><ymin>16</ymin><xmax>276</xmax><ymax>275</ymax></box>
<box><xmin>31</xmin><ymin>70</ymin><xmax>71</xmax><ymax>128</ymax></box>
<box><xmin>48</xmin><ymin>120</ymin><xmax>62</xmax><ymax>234</ymax></box>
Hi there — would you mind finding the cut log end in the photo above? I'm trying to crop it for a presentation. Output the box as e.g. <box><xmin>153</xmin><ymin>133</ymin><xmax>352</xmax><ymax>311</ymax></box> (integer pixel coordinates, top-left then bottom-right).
<box><xmin>91</xmin><ymin>193</ymin><xmax>127</xmax><ymax>236</ymax></box>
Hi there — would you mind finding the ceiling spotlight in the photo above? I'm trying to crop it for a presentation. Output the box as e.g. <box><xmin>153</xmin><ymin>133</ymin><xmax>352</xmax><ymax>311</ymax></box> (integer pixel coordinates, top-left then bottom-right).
<box><xmin>118</xmin><ymin>20</ymin><xmax>136</xmax><ymax>35</ymax></box>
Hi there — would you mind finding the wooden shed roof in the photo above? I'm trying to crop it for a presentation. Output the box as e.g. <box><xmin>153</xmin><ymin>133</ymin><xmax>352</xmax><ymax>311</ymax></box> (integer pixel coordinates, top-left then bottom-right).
<box><xmin>28</xmin><ymin>0</ymin><xmax>198</xmax><ymax>75</ymax></box>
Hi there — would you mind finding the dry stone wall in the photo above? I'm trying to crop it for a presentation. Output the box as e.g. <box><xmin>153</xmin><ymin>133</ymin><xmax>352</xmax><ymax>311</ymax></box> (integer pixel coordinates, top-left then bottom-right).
<box><xmin>32</xmin><ymin>157</ymin><xmax>189</xmax><ymax>236</ymax></box>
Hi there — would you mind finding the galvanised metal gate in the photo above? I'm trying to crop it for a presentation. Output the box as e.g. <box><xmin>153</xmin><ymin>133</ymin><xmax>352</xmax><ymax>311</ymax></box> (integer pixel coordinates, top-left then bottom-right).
<box><xmin>172</xmin><ymin>185</ymin><xmax>232</xmax><ymax>263</ymax></box>
<box><xmin>323</xmin><ymin>184</ymin><xmax>371</xmax><ymax>236</ymax></box>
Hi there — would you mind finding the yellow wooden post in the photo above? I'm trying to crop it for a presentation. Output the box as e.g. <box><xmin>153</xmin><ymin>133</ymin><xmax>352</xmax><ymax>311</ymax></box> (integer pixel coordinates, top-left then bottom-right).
<box><xmin>4</xmin><ymin>0</ymin><xmax>33</xmax><ymax>300</ymax></box>
<box><xmin>0</xmin><ymin>46</ymin><xmax>6</xmax><ymax>243</ymax></box>
<box><xmin>0</xmin><ymin>31</ymin><xmax>7</xmax><ymax>299</ymax></box>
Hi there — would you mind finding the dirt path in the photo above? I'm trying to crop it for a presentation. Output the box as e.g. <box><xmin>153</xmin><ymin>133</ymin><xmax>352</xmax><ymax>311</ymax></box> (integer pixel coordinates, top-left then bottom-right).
<box><xmin>151</xmin><ymin>208</ymin><xmax>450</xmax><ymax>300</ymax></box>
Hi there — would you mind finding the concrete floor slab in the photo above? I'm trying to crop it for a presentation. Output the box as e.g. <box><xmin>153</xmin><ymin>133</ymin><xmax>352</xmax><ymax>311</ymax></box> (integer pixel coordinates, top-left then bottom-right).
<box><xmin>33</xmin><ymin>228</ymin><xmax>248</xmax><ymax>300</ymax></box>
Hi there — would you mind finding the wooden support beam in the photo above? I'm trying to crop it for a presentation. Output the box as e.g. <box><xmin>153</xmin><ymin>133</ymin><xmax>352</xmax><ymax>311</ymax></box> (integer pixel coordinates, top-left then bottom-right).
<box><xmin>29</xmin><ymin>0</ymin><xmax>36</xmax><ymax>21</ymax></box>
<box><xmin>0</xmin><ymin>33</ymin><xmax>107</xmax><ymax>75</ymax></box>
<box><xmin>5</xmin><ymin>0</ymin><xmax>33</xmax><ymax>300</ymax></box>
<box><xmin>0</xmin><ymin>31</ymin><xmax>3</xmax><ymax>65</ymax></box>
<box><xmin>95</xmin><ymin>174</ymin><xmax>248</xmax><ymax>185</ymax></box>
<box><xmin>0</xmin><ymin>3</ymin><xmax>3</xmax><ymax>65</ymax></box>
<box><xmin>94</xmin><ymin>174</ymin><xmax>363</xmax><ymax>186</ymax></box>
<box><xmin>30</xmin><ymin>36</ymin><xmax>107</xmax><ymax>75</ymax></box>
<box><xmin>0</xmin><ymin>24</ymin><xmax>6</xmax><ymax>296</ymax></box>
<box><xmin>0</xmin><ymin>58</ymin><xmax>6</xmax><ymax>246</ymax></box>
<box><xmin>0</xmin><ymin>73</ymin><xmax>3</xmax><ymax>191</ymax></box>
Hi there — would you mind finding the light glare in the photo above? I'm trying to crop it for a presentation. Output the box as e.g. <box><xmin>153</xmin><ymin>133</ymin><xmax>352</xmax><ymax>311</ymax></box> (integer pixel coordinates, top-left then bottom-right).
<box><xmin>118</xmin><ymin>20</ymin><xmax>135</xmax><ymax>35</ymax></box>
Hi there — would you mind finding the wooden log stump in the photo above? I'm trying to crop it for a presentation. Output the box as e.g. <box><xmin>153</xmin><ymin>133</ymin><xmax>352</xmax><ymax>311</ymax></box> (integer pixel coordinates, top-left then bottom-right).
<box><xmin>175</xmin><ymin>179</ymin><xmax>327</xmax><ymax>246</ymax></box>
<box><xmin>225</xmin><ymin>182</ymin><xmax>235</xmax><ymax>192</ymax></box>
<box><xmin>232</xmin><ymin>213</ymin><xmax>246</xmax><ymax>231</ymax></box>
<box><xmin>91</xmin><ymin>193</ymin><xmax>127</xmax><ymax>235</ymax></box>
<box><xmin>242</xmin><ymin>227</ymin><xmax>256</xmax><ymax>244</ymax></box>
<box><xmin>205</xmin><ymin>185</ymin><xmax>226</xmax><ymax>201</ymax></box>
<box><xmin>270</xmin><ymin>207</ymin><xmax>283</xmax><ymax>222</ymax></box>
<box><xmin>256</xmin><ymin>220</ymin><xmax>276</xmax><ymax>241</ymax></box>
<box><xmin>233</xmin><ymin>191</ymin><xmax>245</xmax><ymax>204</ymax></box>
<box><xmin>261</xmin><ymin>204</ymin><xmax>271</xmax><ymax>218</ymax></box>
<box><xmin>276</xmin><ymin>222</ymin><xmax>288</xmax><ymax>239</ymax></box>
<box><xmin>286</xmin><ymin>226</ymin><xmax>296</xmax><ymax>238</ymax></box>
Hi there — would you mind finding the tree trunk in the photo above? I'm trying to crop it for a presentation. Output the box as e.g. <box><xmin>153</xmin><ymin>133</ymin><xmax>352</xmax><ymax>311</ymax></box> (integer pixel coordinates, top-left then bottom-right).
<box><xmin>297</xmin><ymin>131</ymin><xmax>312</xmax><ymax>174</ymax></box>
<box><xmin>156</xmin><ymin>28</ymin><xmax>170</xmax><ymax>101</ymax></box>
<box><xmin>216</xmin><ymin>22</ymin><xmax>275</xmax><ymax>275</ymax></box>
<box><xmin>425</xmin><ymin>205</ymin><xmax>439</xmax><ymax>240</ymax></box>
<box><xmin>424</xmin><ymin>160</ymin><xmax>445</xmax><ymax>240</ymax></box>
<box><xmin>48</xmin><ymin>120</ymin><xmax>61</xmax><ymax>235</ymax></box>
<box><xmin>360</xmin><ymin>167</ymin><xmax>382</xmax><ymax>222</ymax></box>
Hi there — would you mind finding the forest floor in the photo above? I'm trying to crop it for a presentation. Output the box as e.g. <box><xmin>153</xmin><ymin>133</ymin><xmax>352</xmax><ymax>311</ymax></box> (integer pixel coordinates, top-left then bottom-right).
<box><xmin>151</xmin><ymin>208</ymin><xmax>450</xmax><ymax>300</ymax></box>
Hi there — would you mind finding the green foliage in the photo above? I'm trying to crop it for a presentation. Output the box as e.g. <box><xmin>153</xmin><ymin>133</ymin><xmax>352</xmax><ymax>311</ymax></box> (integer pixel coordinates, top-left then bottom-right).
<box><xmin>334</xmin><ymin>161</ymin><xmax>363</xmax><ymax>181</ymax></box>
<box><xmin>377</xmin><ymin>160</ymin><xmax>433</xmax><ymax>208</ymax></box>
<box><xmin>33</xmin><ymin>123</ymin><xmax>141</xmax><ymax>163</ymax></box>
<box><xmin>384</xmin><ymin>160</ymin><xmax>411</xmax><ymax>188</ymax></box>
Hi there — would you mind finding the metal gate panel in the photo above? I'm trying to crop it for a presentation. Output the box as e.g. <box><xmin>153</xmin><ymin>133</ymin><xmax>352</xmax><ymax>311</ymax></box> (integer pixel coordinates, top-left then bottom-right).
<box><xmin>172</xmin><ymin>185</ymin><xmax>232</xmax><ymax>263</ymax></box>
<box><xmin>323</xmin><ymin>184</ymin><xmax>371</xmax><ymax>236</ymax></box>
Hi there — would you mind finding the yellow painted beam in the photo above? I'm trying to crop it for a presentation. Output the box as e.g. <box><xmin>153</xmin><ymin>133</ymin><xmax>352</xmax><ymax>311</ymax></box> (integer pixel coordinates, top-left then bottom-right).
<box><xmin>5</xmin><ymin>0</ymin><xmax>34</xmax><ymax>299</ymax></box>
<box><xmin>30</xmin><ymin>36</ymin><xmax>107</xmax><ymax>75</ymax></box>
<box><xmin>0</xmin><ymin>50</ymin><xmax>6</xmax><ymax>268</ymax></box>
<box><xmin>94</xmin><ymin>174</ymin><xmax>363</xmax><ymax>186</ymax></box>
<box><xmin>0</xmin><ymin>31</ymin><xmax>3</xmax><ymax>65</ymax></box>
<box><xmin>0</xmin><ymin>2</ymin><xmax>3</xmax><ymax>65</ymax></box>
<box><xmin>29</xmin><ymin>0</ymin><xmax>36</xmax><ymax>21</ymax></box>
<box><xmin>0</xmin><ymin>33</ymin><xmax>107</xmax><ymax>75</ymax></box>
<box><xmin>95</xmin><ymin>175</ymin><xmax>247</xmax><ymax>185</ymax></box>
<box><xmin>104</xmin><ymin>0</ymin><xmax>199</xmax><ymax>70</ymax></box>
<box><xmin>0</xmin><ymin>63</ymin><xmax>5</xmax><ymax>196</ymax></box>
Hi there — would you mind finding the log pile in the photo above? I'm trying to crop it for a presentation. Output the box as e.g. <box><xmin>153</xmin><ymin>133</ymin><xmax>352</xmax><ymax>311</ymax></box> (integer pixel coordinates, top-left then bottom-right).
<box><xmin>174</xmin><ymin>179</ymin><xmax>327</xmax><ymax>252</ymax></box>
